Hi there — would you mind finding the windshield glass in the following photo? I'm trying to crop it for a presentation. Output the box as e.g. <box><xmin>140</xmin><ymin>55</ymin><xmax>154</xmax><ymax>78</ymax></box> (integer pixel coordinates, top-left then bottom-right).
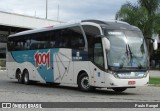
<box><xmin>105</xmin><ymin>30</ymin><xmax>148</xmax><ymax>69</ymax></box>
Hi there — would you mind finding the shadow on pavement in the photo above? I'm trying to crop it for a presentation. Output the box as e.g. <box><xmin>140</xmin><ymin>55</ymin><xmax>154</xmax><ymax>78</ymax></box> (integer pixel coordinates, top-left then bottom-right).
<box><xmin>10</xmin><ymin>81</ymin><xmax>138</xmax><ymax>96</ymax></box>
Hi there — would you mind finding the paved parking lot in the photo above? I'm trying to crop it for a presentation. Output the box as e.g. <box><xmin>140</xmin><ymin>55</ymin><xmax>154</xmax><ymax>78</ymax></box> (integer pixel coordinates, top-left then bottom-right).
<box><xmin>149</xmin><ymin>70</ymin><xmax>160</xmax><ymax>77</ymax></box>
<box><xmin>0</xmin><ymin>70</ymin><xmax>160</xmax><ymax>111</ymax></box>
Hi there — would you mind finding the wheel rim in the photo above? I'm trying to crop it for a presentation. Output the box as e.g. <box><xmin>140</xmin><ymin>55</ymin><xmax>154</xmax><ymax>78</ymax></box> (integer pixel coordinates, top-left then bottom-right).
<box><xmin>81</xmin><ymin>76</ymin><xmax>90</xmax><ymax>89</ymax></box>
<box><xmin>24</xmin><ymin>73</ymin><xmax>28</xmax><ymax>83</ymax></box>
<box><xmin>18</xmin><ymin>73</ymin><xmax>21</xmax><ymax>82</ymax></box>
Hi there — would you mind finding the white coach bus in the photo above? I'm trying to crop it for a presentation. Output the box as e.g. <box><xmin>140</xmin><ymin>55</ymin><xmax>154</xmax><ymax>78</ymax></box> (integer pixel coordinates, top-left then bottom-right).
<box><xmin>6</xmin><ymin>20</ymin><xmax>158</xmax><ymax>92</ymax></box>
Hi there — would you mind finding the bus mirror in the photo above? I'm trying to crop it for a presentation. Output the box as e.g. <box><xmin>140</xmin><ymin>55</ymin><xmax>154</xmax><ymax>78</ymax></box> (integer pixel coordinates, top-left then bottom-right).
<box><xmin>153</xmin><ymin>39</ymin><xmax>158</xmax><ymax>50</ymax></box>
<box><xmin>102</xmin><ymin>37</ymin><xmax>110</xmax><ymax>52</ymax></box>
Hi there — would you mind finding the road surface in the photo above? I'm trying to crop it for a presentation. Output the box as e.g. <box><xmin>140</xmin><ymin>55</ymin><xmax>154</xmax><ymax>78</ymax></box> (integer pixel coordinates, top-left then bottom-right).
<box><xmin>0</xmin><ymin>70</ymin><xmax>159</xmax><ymax>111</ymax></box>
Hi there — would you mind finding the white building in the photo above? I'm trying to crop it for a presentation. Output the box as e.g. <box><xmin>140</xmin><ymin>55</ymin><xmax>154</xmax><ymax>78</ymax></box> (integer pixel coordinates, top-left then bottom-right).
<box><xmin>0</xmin><ymin>11</ymin><xmax>62</xmax><ymax>67</ymax></box>
<box><xmin>0</xmin><ymin>11</ymin><xmax>62</xmax><ymax>29</ymax></box>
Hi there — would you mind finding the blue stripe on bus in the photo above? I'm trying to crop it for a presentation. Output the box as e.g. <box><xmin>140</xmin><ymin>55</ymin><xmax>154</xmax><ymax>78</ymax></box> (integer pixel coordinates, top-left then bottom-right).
<box><xmin>72</xmin><ymin>50</ymin><xmax>88</xmax><ymax>61</ymax></box>
<box><xmin>11</xmin><ymin>49</ymin><xmax>59</xmax><ymax>82</ymax></box>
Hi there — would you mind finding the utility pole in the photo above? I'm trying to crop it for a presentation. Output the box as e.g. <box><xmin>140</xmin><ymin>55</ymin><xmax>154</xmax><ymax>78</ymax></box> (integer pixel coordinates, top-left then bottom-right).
<box><xmin>57</xmin><ymin>4</ymin><xmax>59</xmax><ymax>21</ymax></box>
<box><xmin>35</xmin><ymin>11</ymin><xmax>36</xmax><ymax>17</ymax></box>
<box><xmin>46</xmin><ymin>0</ymin><xmax>48</xmax><ymax>19</ymax></box>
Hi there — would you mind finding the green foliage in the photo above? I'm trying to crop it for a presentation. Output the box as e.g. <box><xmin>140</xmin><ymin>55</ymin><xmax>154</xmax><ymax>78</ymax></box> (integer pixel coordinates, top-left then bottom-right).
<box><xmin>151</xmin><ymin>49</ymin><xmax>160</xmax><ymax>60</ymax></box>
<box><xmin>138</xmin><ymin>0</ymin><xmax>160</xmax><ymax>15</ymax></box>
<box><xmin>150</xmin><ymin>77</ymin><xmax>160</xmax><ymax>86</ymax></box>
<box><xmin>116</xmin><ymin>0</ymin><xmax>160</xmax><ymax>38</ymax></box>
<box><xmin>0</xmin><ymin>60</ymin><xmax>6</xmax><ymax>67</ymax></box>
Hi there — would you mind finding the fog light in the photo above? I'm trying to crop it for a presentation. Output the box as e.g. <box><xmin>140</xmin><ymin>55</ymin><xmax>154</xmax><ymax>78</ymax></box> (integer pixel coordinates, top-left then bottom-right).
<box><xmin>114</xmin><ymin>74</ymin><xmax>119</xmax><ymax>78</ymax></box>
<box><xmin>110</xmin><ymin>83</ymin><xmax>114</xmax><ymax>86</ymax></box>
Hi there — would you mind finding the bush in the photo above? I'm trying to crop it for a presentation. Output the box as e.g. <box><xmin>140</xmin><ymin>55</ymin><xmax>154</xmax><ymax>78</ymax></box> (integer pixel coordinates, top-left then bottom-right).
<box><xmin>0</xmin><ymin>60</ymin><xmax>6</xmax><ymax>67</ymax></box>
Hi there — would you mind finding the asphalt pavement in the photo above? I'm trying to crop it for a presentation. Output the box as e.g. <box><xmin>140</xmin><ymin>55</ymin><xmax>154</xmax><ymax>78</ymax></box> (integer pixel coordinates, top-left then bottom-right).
<box><xmin>0</xmin><ymin>70</ymin><xmax>160</xmax><ymax>111</ymax></box>
<box><xmin>149</xmin><ymin>70</ymin><xmax>160</xmax><ymax>77</ymax></box>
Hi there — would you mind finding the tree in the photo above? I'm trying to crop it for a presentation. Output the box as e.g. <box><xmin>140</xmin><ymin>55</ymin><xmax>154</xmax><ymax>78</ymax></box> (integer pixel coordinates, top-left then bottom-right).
<box><xmin>139</xmin><ymin>0</ymin><xmax>160</xmax><ymax>16</ymax></box>
<box><xmin>116</xmin><ymin>0</ymin><xmax>160</xmax><ymax>38</ymax></box>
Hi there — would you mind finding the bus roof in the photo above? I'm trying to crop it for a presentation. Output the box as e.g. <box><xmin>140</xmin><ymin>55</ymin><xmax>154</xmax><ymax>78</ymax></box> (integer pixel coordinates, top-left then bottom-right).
<box><xmin>9</xmin><ymin>20</ymin><xmax>140</xmax><ymax>38</ymax></box>
<box><xmin>9</xmin><ymin>23</ymin><xmax>80</xmax><ymax>37</ymax></box>
<box><xmin>81</xmin><ymin>20</ymin><xmax>140</xmax><ymax>31</ymax></box>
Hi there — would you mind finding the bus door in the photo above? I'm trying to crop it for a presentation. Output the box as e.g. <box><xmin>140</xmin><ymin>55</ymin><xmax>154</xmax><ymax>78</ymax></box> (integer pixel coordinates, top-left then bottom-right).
<box><xmin>92</xmin><ymin>38</ymin><xmax>105</xmax><ymax>87</ymax></box>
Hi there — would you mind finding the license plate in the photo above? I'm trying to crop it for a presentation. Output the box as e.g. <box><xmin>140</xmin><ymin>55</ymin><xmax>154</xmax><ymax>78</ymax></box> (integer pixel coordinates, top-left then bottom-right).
<box><xmin>128</xmin><ymin>81</ymin><xmax>136</xmax><ymax>85</ymax></box>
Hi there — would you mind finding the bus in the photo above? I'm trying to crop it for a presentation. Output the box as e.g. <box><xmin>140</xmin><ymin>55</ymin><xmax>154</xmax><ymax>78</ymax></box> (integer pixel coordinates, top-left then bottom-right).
<box><xmin>6</xmin><ymin>20</ymin><xmax>158</xmax><ymax>92</ymax></box>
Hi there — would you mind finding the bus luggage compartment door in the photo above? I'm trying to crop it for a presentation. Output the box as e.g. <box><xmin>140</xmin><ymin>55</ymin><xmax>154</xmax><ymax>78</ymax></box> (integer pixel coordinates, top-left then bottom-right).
<box><xmin>53</xmin><ymin>49</ymin><xmax>73</xmax><ymax>84</ymax></box>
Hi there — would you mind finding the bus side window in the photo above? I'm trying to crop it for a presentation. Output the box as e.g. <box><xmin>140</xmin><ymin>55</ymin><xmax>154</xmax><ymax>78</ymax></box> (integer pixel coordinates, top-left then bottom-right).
<box><xmin>30</xmin><ymin>32</ymin><xmax>51</xmax><ymax>50</ymax></box>
<box><xmin>67</xmin><ymin>26</ymin><xmax>85</xmax><ymax>50</ymax></box>
<box><xmin>8</xmin><ymin>37</ymin><xmax>18</xmax><ymax>51</ymax></box>
<box><xmin>22</xmin><ymin>36</ymin><xmax>31</xmax><ymax>50</ymax></box>
<box><xmin>14</xmin><ymin>40</ymin><xmax>23</xmax><ymax>50</ymax></box>
<box><xmin>50</xmin><ymin>30</ymin><xmax>60</xmax><ymax>48</ymax></box>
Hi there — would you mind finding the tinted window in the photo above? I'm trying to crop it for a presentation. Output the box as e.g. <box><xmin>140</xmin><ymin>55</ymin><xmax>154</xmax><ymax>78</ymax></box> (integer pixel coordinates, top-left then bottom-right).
<box><xmin>82</xmin><ymin>25</ymin><xmax>101</xmax><ymax>61</ymax></box>
<box><xmin>8</xmin><ymin>26</ymin><xmax>85</xmax><ymax>51</ymax></box>
<box><xmin>8</xmin><ymin>35</ymin><xmax>30</xmax><ymax>51</ymax></box>
<box><xmin>94</xmin><ymin>42</ymin><xmax>104</xmax><ymax>67</ymax></box>
<box><xmin>50</xmin><ymin>26</ymin><xmax>85</xmax><ymax>50</ymax></box>
<box><xmin>30</xmin><ymin>32</ymin><xmax>51</xmax><ymax>50</ymax></box>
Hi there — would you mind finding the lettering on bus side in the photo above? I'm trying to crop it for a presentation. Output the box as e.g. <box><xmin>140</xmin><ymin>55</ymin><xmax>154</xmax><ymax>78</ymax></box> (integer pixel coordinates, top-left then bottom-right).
<box><xmin>34</xmin><ymin>50</ymin><xmax>50</xmax><ymax>69</ymax></box>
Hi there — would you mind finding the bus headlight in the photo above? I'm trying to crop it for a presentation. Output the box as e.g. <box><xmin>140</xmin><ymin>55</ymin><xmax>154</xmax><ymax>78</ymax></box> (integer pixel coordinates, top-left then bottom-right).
<box><xmin>114</xmin><ymin>74</ymin><xmax>119</xmax><ymax>78</ymax></box>
<box><xmin>107</xmin><ymin>70</ymin><xmax>116</xmax><ymax>74</ymax></box>
<box><xmin>107</xmin><ymin>70</ymin><xmax>119</xmax><ymax>78</ymax></box>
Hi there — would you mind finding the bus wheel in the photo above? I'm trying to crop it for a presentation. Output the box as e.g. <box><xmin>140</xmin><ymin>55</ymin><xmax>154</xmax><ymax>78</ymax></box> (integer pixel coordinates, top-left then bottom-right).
<box><xmin>17</xmin><ymin>71</ymin><xmax>24</xmax><ymax>84</ymax></box>
<box><xmin>78</xmin><ymin>73</ymin><xmax>93</xmax><ymax>92</ymax></box>
<box><xmin>112</xmin><ymin>88</ymin><xmax>127</xmax><ymax>93</ymax></box>
<box><xmin>24</xmin><ymin>71</ymin><xmax>30</xmax><ymax>85</ymax></box>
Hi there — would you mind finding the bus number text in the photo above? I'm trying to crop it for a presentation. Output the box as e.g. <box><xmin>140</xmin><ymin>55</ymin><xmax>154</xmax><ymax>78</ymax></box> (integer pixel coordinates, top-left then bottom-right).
<box><xmin>34</xmin><ymin>50</ymin><xmax>50</xmax><ymax>69</ymax></box>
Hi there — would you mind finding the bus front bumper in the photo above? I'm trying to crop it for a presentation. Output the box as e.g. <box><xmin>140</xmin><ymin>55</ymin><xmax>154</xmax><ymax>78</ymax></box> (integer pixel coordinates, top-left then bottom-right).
<box><xmin>92</xmin><ymin>73</ymin><xmax>149</xmax><ymax>88</ymax></box>
<box><xmin>108</xmin><ymin>73</ymin><xmax>149</xmax><ymax>88</ymax></box>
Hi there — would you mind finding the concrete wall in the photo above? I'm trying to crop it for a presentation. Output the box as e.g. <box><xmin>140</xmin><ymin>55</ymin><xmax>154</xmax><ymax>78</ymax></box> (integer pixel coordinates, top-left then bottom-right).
<box><xmin>0</xmin><ymin>11</ymin><xmax>62</xmax><ymax>29</ymax></box>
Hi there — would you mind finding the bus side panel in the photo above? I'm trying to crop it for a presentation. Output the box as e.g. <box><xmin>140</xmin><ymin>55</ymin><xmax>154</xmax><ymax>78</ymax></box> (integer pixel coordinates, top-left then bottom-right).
<box><xmin>89</xmin><ymin>63</ymin><xmax>106</xmax><ymax>87</ymax></box>
<box><xmin>73</xmin><ymin>61</ymin><xmax>92</xmax><ymax>85</ymax></box>
<box><xmin>6</xmin><ymin>52</ymin><xmax>38</xmax><ymax>81</ymax></box>
<box><xmin>6</xmin><ymin>52</ymin><xmax>16</xmax><ymax>79</ymax></box>
<box><xmin>53</xmin><ymin>49</ymin><xmax>74</xmax><ymax>84</ymax></box>
<box><xmin>7</xmin><ymin>51</ymin><xmax>45</xmax><ymax>82</ymax></box>
<box><xmin>8</xmin><ymin>49</ymin><xmax>59</xmax><ymax>83</ymax></box>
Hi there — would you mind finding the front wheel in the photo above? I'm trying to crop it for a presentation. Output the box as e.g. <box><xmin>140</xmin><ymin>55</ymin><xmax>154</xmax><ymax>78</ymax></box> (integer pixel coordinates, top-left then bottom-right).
<box><xmin>78</xmin><ymin>73</ymin><xmax>94</xmax><ymax>92</ymax></box>
<box><xmin>112</xmin><ymin>88</ymin><xmax>127</xmax><ymax>93</ymax></box>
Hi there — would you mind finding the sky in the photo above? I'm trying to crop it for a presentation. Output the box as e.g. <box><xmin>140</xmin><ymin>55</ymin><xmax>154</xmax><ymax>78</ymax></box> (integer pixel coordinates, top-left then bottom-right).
<box><xmin>0</xmin><ymin>0</ymin><xmax>138</xmax><ymax>23</ymax></box>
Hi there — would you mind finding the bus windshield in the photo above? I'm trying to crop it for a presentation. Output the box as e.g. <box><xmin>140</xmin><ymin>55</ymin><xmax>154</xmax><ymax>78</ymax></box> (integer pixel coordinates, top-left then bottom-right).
<box><xmin>105</xmin><ymin>30</ymin><xmax>148</xmax><ymax>69</ymax></box>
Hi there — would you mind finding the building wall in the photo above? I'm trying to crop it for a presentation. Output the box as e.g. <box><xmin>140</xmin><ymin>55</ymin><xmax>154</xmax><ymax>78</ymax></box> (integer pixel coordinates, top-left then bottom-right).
<box><xmin>0</xmin><ymin>11</ymin><xmax>62</xmax><ymax>68</ymax></box>
<box><xmin>0</xmin><ymin>11</ymin><xmax>62</xmax><ymax>29</ymax></box>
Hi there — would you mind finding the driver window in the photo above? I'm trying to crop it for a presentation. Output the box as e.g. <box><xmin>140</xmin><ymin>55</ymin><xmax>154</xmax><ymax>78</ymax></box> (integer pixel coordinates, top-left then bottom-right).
<box><xmin>94</xmin><ymin>42</ymin><xmax>104</xmax><ymax>67</ymax></box>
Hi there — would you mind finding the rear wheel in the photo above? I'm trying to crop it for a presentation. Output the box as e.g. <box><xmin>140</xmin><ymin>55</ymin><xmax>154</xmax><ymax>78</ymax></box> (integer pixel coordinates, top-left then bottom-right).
<box><xmin>17</xmin><ymin>71</ymin><xmax>24</xmax><ymax>84</ymax></box>
<box><xmin>112</xmin><ymin>88</ymin><xmax>127</xmax><ymax>93</ymax></box>
<box><xmin>24</xmin><ymin>71</ymin><xmax>30</xmax><ymax>85</ymax></box>
<box><xmin>78</xmin><ymin>73</ymin><xmax>94</xmax><ymax>92</ymax></box>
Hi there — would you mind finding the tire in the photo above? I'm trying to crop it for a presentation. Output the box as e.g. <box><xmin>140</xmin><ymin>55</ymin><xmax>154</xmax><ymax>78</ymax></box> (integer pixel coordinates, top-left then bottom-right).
<box><xmin>17</xmin><ymin>71</ymin><xmax>24</xmax><ymax>84</ymax></box>
<box><xmin>112</xmin><ymin>88</ymin><xmax>127</xmax><ymax>93</ymax></box>
<box><xmin>24</xmin><ymin>71</ymin><xmax>30</xmax><ymax>85</ymax></box>
<box><xmin>78</xmin><ymin>73</ymin><xmax>94</xmax><ymax>92</ymax></box>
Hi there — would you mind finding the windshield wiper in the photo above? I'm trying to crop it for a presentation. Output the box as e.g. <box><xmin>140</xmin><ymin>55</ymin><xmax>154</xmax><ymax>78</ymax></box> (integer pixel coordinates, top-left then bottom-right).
<box><xmin>127</xmin><ymin>44</ymin><xmax>142</xmax><ymax>68</ymax></box>
<box><xmin>127</xmin><ymin>44</ymin><xmax>133</xmax><ymax>64</ymax></box>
